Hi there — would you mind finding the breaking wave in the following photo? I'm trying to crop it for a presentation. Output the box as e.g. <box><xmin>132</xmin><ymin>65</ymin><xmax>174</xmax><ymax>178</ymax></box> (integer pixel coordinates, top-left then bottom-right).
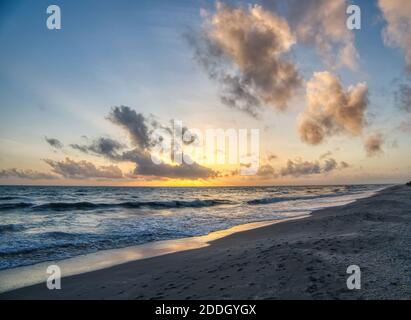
<box><xmin>31</xmin><ymin>199</ymin><xmax>234</xmax><ymax>211</ymax></box>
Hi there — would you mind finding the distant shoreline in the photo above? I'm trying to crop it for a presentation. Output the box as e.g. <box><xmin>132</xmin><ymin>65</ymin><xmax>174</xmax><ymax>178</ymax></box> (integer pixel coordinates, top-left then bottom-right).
<box><xmin>2</xmin><ymin>184</ymin><xmax>409</xmax><ymax>299</ymax></box>
<box><xmin>0</xmin><ymin>219</ymin><xmax>303</xmax><ymax>294</ymax></box>
<box><xmin>0</xmin><ymin>183</ymin><xmax>395</xmax><ymax>188</ymax></box>
<box><xmin>0</xmin><ymin>184</ymin><xmax>385</xmax><ymax>272</ymax></box>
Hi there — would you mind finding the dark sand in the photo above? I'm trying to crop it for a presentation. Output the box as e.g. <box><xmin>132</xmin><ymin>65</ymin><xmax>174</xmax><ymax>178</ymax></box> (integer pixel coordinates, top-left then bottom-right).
<box><xmin>1</xmin><ymin>185</ymin><xmax>411</xmax><ymax>300</ymax></box>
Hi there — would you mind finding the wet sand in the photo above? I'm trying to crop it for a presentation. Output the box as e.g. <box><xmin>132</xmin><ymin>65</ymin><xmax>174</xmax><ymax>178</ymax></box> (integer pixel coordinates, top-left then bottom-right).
<box><xmin>1</xmin><ymin>184</ymin><xmax>410</xmax><ymax>300</ymax></box>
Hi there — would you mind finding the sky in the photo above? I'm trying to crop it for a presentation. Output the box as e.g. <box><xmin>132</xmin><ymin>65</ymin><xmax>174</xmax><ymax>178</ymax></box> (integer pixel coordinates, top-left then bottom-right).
<box><xmin>0</xmin><ymin>0</ymin><xmax>410</xmax><ymax>186</ymax></box>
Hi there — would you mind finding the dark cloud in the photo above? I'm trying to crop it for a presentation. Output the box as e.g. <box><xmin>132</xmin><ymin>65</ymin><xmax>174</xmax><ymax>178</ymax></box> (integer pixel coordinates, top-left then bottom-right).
<box><xmin>280</xmin><ymin>157</ymin><xmax>346</xmax><ymax>177</ymax></box>
<box><xmin>105</xmin><ymin>107</ymin><xmax>217</xmax><ymax>179</ymax></box>
<box><xmin>395</xmin><ymin>82</ymin><xmax>411</xmax><ymax>112</ymax></box>
<box><xmin>189</xmin><ymin>2</ymin><xmax>301</xmax><ymax>117</ymax></box>
<box><xmin>340</xmin><ymin>161</ymin><xmax>350</xmax><ymax>169</ymax></box>
<box><xmin>121</xmin><ymin>149</ymin><xmax>217</xmax><ymax>179</ymax></box>
<box><xmin>319</xmin><ymin>151</ymin><xmax>333</xmax><ymax>160</ymax></box>
<box><xmin>364</xmin><ymin>133</ymin><xmax>384</xmax><ymax>157</ymax></box>
<box><xmin>70</xmin><ymin>137</ymin><xmax>125</xmax><ymax>159</ymax></box>
<box><xmin>44</xmin><ymin>158</ymin><xmax>124</xmax><ymax>179</ymax></box>
<box><xmin>280</xmin><ymin>159</ymin><xmax>321</xmax><ymax>177</ymax></box>
<box><xmin>256</xmin><ymin>164</ymin><xmax>276</xmax><ymax>178</ymax></box>
<box><xmin>69</xmin><ymin>144</ymin><xmax>89</xmax><ymax>154</ymax></box>
<box><xmin>226</xmin><ymin>169</ymin><xmax>239</xmax><ymax>177</ymax></box>
<box><xmin>268</xmin><ymin>154</ymin><xmax>278</xmax><ymax>161</ymax></box>
<box><xmin>323</xmin><ymin>158</ymin><xmax>338</xmax><ymax>172</ymax></box>
<box><xmin>0</xmin><ymin>168</ymin><xmax>58</xmax><ymax>180</ymax></box>
<box><xmin>161</xmin><ymin>121</ymin><xmax>198</xmax><ymax>146</ymax></box>
<box><xmin>106</xmin><ymin>106</ymin><xmax>195</xmax><ymax>150</ymax></box>
<box><xmin>395</xmin><ymin>82</ymin><xmax>411</xmax><ymax>131</ymax></box>
<box><xmin>219</xmin><ymin>75</ymin><xmax>262</xmax><ymax>118</ymax></box>
<box><xmin>107</xmin><ymin>106</ymin><xmax>151</xmax><ymax>149</ymax></box>
<box><xmin>39</xmin><ymin>107</ymin><xmax>218</xmax><ymax>181</ymax></box>
<box><xmin>45</xmin><ymin>137</ymin><xmax>63</xmax><ymax>149</ymax></box>
<box><xmin>237</xmin><ymin>155</ymin><xmax>348</xmax><ymax>179</ymax></box>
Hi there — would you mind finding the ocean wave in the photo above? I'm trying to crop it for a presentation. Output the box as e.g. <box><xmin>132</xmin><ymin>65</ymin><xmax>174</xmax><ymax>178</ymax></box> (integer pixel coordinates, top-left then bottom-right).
<box><xmin>41</xmin><ymin>231</ymin><xmax>80</xmax><ymax>239</ymax></box>
<box><xmin>0</xmin><ymin>239</ymin><xmax>96</xmax><ymax>257</ymax></box>
<box><xmin>0</xmin><ymin>202</ymin><xmax>33</xmax><ymax>211</ymax></box>
<box><xmin>0</xmin><ymin>224</ymin><xmax>25</xmax><ymax>233</ymax></box>
<box><xmin>0</xmin><ymin>185</ymin><xmax>385</xmax><ymax>270</ymax></box>
<box><xmin>0</xmin><ymin>196</ymin><xmax>21</xmax><ymax>200</ymax></box>
<box><xmin>32</xmin><ymin>199</ymin><xmax>234</xmax><ymax>211</ymax></box>
<box><xmin>246</xmin><ymin>193</ymin><xmax>349</xmax><ymax>205</ymax></box>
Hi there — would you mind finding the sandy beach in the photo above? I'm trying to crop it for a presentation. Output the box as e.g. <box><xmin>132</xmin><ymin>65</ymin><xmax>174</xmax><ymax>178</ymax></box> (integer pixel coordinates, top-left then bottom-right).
<box><xmin>1</xmin><ymin>184</ymin><xmax>410</xmax><ymax>300</ymax></box>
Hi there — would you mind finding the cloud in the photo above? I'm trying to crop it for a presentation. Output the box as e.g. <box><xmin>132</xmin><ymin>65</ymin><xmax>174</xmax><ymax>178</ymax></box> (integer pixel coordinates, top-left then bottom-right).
<box><xmin>393</xmin><ymin>80</ymin><xmax>411</xmax><ymax>131</ymax></box>
<box><xmin>70</xmin><ymin>137</ymin><xmax>125</xmax><ymax>159</ymax></box>
<box><xmin>190</xmin><ymin>2</ymin><xmax>301</xmax><ymax>117</ymax></box>
<box><xmin>121</xmin><ymin>149</ymin><xmax>217</xmax><ymax>179</ymax></box>
<box><xmin>280</xmin><ymin>157</ymin><xmax>346</xmax><ymax>177</ymax></box>
<box><xmin>106</xmin><ymin>107</ymin><xmax>218</xmax><ymax>179</ymax></box>
<box><xmin>271</xmin><ymin>0</ymin><xmax>358</xmax><ymax>70</ymax></box>
<box><xmin>0</xmin><ymin>168</ymin><xmax>58</xmax><ymax>180</ymax></box>
<box><xmin>44</xmin><ymin>157</ymin><xmax>124</xmax><ymax>179</ymax></box>
<box><xmin>364</xmin><ymin>133</ymin><xmax>384</xmax><ymax>157</ymax></box>
<box><xmin>387</xmin><ymin>139</ymin><xmax>399</xmax><ymax>149</ymax></box>
<box><xmin>256</xmin><ymin>164</ymin><xmax>276</xmax><ymax>178</ymax></box>
<box><xmin>243</xmin><ymin>155</ymin><xmax>348</xmax><ymax>179</ymax></box>
<box><xmin>298</xmin><ymin>71</ymin><xmax>368</xmax><ymax>145</ymax></box>
<box><xmin>107</xmin><ymin>106</ymin><xmax>195</xmax><ymax>149</ymax></box>
<box><xmin>280</xmin><ymin>159</ymin><xmax>321</xmax><ymax>176</ymax></box>
<box><xmin>340</xmin><ymin>161</ymin><xmax>350</xmax><ymax>169</ymax></box>
<box><xmin>45</xmin><ymin>137</ymin><xmax>63</xmax><ymax>149</ymax></box>
<box><xmin>319</xmin><ymin>151</ymin><xmax>333</xmax><ymax>159</ymax></box>
<box><xmin>268</xmin><ymin>154</ymin><xmax>278</xmax><ymax>161</ymax></box>
<box><xmin>398</xmin><ymin>118</ymin><xmax>411</xmax><ymax>132</ymax></box>
<box><xmin>379</xmin><ymin>0</ymin><xmax>411</xmax><ymax>70</ymax></box>
<box><xmin>323</xmin><ymin>158</ymin><xmax>338</xmax><ymax>172</ymax></box>
<box><xmin>219</xmin><ymin>75</ymin><xmax>263</xmax><ymax>118</ymax></box>
<box><xmin>37</xmin><ymin>106</ymin><xmax>233</xmax><ymax>181</ymax></box>
<box><xmin>107</xmin><ymin>106</ymin><xmax>151</xmax><ymax>149</ymax></box>
<box><xmin>280</xmin><ymin>159</ymin><xmax>345</xmax><ymax>177</ymax></box>
<box><xmin>394</xmin><ymin>82</ymin><xmax>411</xmax><ymax>112</ymax></box>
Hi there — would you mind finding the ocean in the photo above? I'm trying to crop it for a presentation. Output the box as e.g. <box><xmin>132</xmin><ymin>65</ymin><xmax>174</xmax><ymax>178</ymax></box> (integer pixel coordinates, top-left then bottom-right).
<box><xmin>0</xmin><ymin>184</ymin><xmax>387</xmax><ymax>270</ymax></box>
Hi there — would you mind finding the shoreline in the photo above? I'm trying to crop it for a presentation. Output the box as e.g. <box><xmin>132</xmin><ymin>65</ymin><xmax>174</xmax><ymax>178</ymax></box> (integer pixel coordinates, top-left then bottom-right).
<box><xmin>1</xmin><ymin>184</ymin><xmax>410</xmax><ymax>299</ymax></box>
<box><xmin>0</xmin><ymin>186</ymin><xmax>384</xmax><ymax>293</ymax></box>
<box><xmin>0</xmin><ymin>217</ymin><xmax>308</xmax><ymax>294</ymax></box>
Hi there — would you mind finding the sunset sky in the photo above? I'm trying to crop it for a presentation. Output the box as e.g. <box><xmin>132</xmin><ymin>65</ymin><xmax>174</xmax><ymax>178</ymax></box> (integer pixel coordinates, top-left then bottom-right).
<box><xmin>0</xmin><ymin>0</ymin><xmax>410</xmax><ymax>186</ymax></box>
